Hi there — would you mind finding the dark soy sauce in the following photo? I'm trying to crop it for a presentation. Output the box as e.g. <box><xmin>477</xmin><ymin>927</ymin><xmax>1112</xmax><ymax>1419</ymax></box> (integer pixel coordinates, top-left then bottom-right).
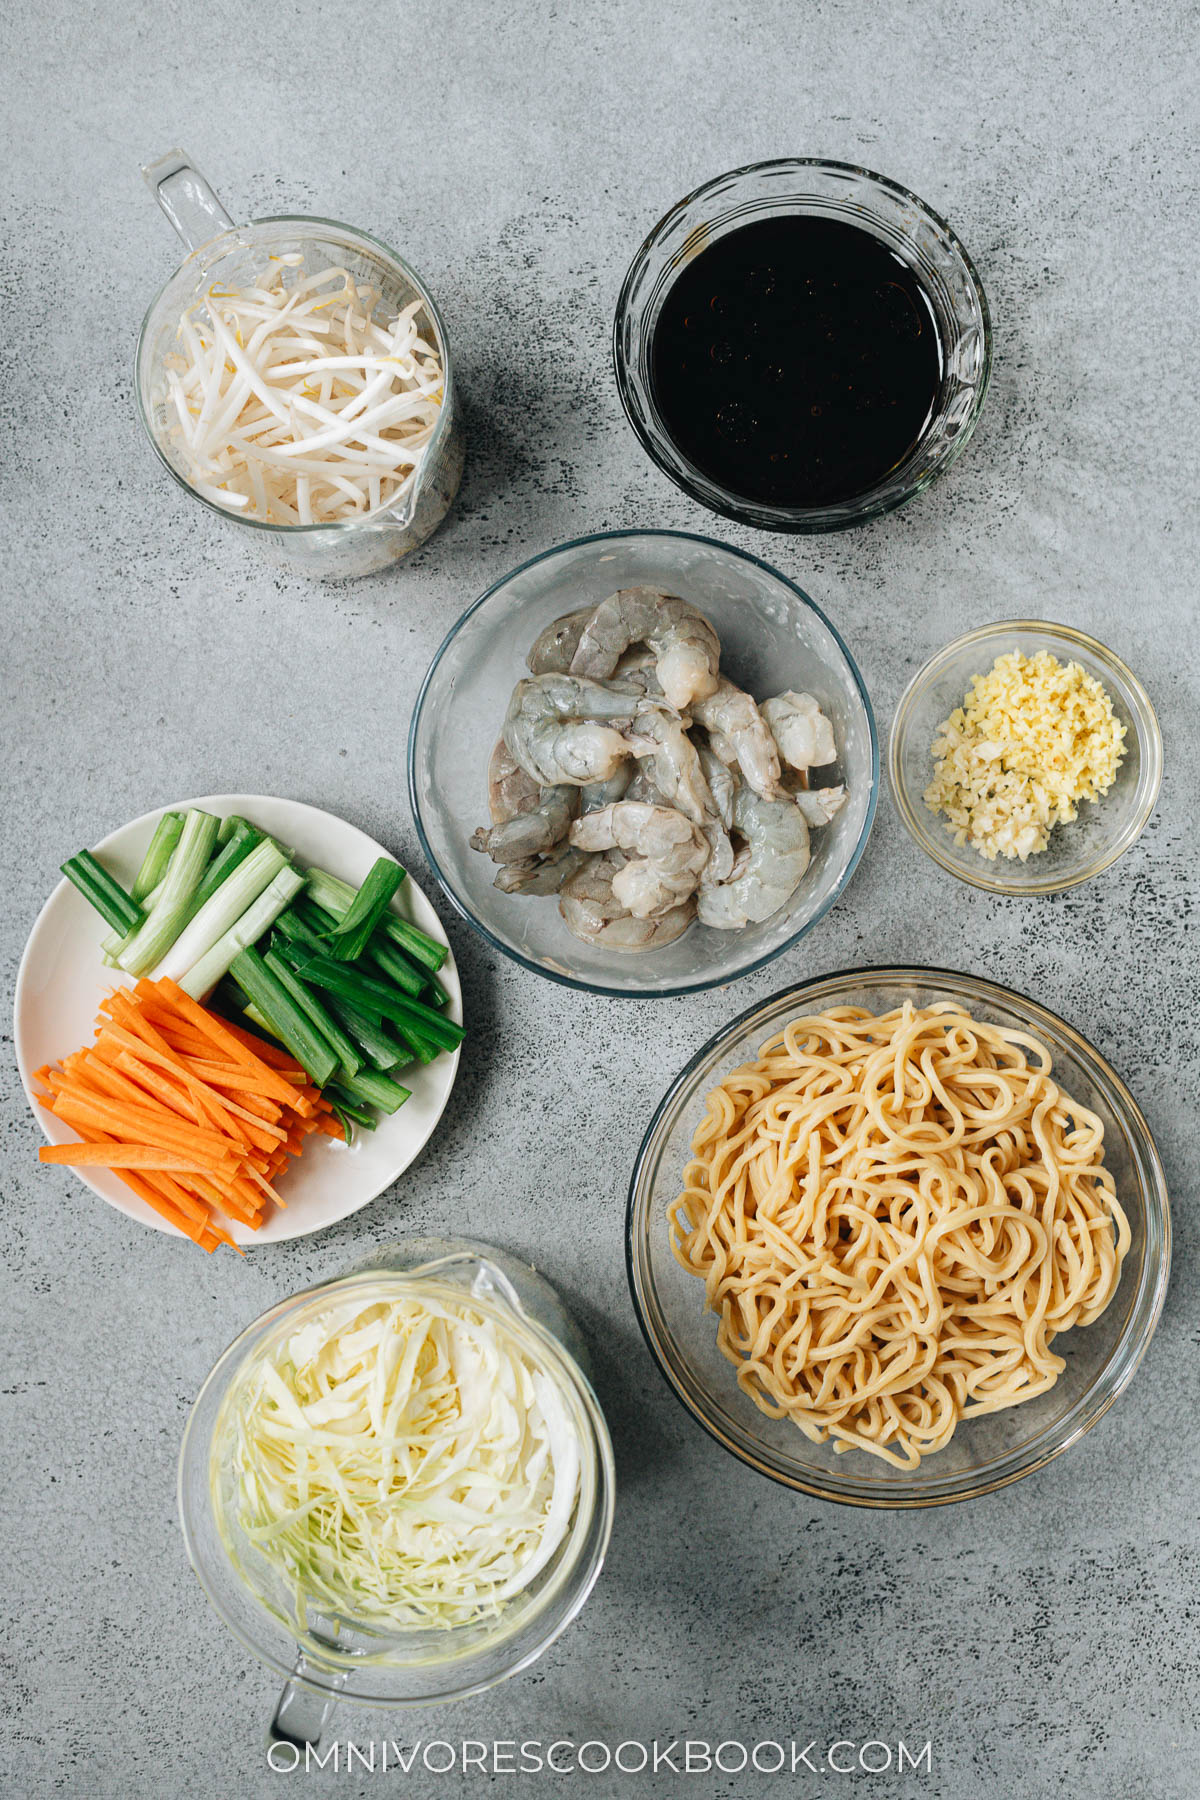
<box><xmin>650</xmin><ymin>216</ymin><xmax>944</xmax><ymax>509</ymax></box>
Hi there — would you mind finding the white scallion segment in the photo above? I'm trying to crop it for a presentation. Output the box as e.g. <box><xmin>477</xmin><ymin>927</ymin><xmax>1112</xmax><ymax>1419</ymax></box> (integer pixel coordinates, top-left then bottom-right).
<box><xmin>302</xmin><ymin>866</ymin><xmax>356</xmax><ymax>918</ymax></box>
<box><xmin>117</xmin><ymin>811</ymin><xmax>220</xmax><ymax>978</ymax></box>
<box><xmin>223</xmin><ymin>1291</ymin><xmax>583</xmax><ymax>1635</ymax></box>
<box><xmin>155</xmin><ymin>840</ymin><xmax>288</xmax><ymax>985</ymax></box>
<box><xmin>179</xmin><ymin>866</ymin><xmax>306</xmax><ymax>1000</ymax></box>
<box><xmin>160</xmin><ymin>262</ymin><xmax>444</xmax><ymax>526</ymax></box>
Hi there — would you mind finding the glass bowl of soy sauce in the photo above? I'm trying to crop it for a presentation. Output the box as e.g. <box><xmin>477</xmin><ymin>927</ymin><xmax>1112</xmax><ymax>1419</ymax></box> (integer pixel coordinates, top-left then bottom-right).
<box><xmin>614</xmin><ymin>159</ymin><xmax>991</xmax><ymax>532</ymax></box>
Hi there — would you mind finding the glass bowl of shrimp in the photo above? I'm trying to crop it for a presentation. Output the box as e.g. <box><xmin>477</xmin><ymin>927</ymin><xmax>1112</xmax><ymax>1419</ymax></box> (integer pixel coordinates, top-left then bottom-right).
<box><xmin>408</xmin><ymin>530</ymin><xmax>878</xmax><ymax>997</ymax></box>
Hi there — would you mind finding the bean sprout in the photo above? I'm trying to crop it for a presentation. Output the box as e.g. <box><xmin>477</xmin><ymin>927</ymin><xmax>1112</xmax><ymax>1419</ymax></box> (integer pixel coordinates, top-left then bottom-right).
<box><xmin>161</xmin><ymin>258</ymin><xmax>445</xmax><ymax>525</ymax></box>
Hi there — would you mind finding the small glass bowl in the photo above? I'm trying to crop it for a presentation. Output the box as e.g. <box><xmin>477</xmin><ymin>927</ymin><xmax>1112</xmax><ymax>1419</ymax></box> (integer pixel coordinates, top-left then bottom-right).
<box><xmin>626</xmin><ymin>967</ymin><xmax>1171</xmax><ymax>1508</ymax></box>
<box><xmin>407</xmin><ymin>528</ymin><xmax>878</xmax><ymax>999</ymax></box>
<box><xmin>613</xmin><ymin>158</ymin><xmax>991</xmax><ymax>533</ymax></box>
<box><xmin>890</xmin><ymin>620</ymin><xmax>1162</xmax><ymax>894</ymax></box>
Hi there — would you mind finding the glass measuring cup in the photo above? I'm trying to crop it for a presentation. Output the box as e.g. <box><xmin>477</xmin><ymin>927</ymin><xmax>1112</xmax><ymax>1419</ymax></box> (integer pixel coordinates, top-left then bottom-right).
<box><xmin>177</xmin><ymin>1240</ymin><xmax>615</xmax><ymax>1750</ymax></box>
<box><xmin>136</xmin><ymin>150</ymin><xmax>465</xmax><ymax>579</ymax></box>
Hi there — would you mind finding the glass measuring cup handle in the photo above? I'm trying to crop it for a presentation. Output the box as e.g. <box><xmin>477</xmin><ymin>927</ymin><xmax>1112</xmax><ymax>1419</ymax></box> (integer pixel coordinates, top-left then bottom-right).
<box><xmin>141</xmin><ymin>148</ymin><xmax>236</xmax><ymax>254</ymax></box>
<box><xmin>269</xmin><ymin>1646</ymin><xmax>348</xmax><ymax>1755</ymax></box>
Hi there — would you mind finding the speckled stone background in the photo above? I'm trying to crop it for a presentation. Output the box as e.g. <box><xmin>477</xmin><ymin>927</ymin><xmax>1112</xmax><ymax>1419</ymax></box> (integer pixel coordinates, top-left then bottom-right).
<box><xmin>3</xmin><ymin>1</ymin><xmax>1197</xmax><ymax>1796</ymax></box>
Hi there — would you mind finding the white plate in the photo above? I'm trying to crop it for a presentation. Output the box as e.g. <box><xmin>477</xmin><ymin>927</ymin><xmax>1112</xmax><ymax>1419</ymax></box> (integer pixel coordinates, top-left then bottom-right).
<box><xmin>14</xmin><ymin>795</ymin><xmax>461</xmax><ymax>1247</ymax></box>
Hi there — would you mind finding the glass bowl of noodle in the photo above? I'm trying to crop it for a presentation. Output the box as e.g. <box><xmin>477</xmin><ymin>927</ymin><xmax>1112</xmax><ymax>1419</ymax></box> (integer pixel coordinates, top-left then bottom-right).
<box><xmin>408</xmin><ymin>529</ymin><xmax>877</xmax><ymax>998</ymax></box>
<box><xmin>626</xmin><ymin>966</ymin><xmax>1170</xmax><ymax>1507</ymax></box>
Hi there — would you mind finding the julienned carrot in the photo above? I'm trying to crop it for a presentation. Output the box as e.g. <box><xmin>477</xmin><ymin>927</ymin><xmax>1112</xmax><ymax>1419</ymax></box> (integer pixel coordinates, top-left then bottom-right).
<box><xmin>37</xmin><ymin>978</ymin><xmax>334</xmax><ymax>1253</ymax></box>
<box><xmin>39</xmin><ymin>1143</ymin><xmax>220</xmax><ymax>1172</ymax></box>
<box><xmin>149</xmin><ymin>979</ymin><xmax>301</xmax><ymax>1104</ymax></box>
<box><xmin>178</xmin><ymin>1058</ymin><xmax>286</xmax><ymax>1097</ymax></box>
<box><xmin>94</xmin><ymin>1019</ymin><xmax>264</xmax><ymax>1149</ymax></box>
<box><xmin>205</xmin><ymin>1014</ymin><xmax>302</xmax><ymax>1070</ymax></box>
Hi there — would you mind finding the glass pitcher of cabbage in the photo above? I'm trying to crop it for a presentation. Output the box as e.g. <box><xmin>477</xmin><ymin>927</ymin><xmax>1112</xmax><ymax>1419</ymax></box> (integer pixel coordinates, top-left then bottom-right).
<box><xmin>136</xmin><ymin>151</ymin><xmax>465</xmax><ymax>579</ymax></box>
<box><xmin>177</xmin><ymin>1240</ymin><xmax>614</xmax><ymax>1750</ymax></box>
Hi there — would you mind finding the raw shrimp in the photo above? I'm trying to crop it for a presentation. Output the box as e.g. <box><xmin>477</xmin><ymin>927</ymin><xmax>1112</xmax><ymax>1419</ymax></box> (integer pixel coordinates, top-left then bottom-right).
<box><xmin>697</xmin><ymin>786</ymin><xmax>811</xmax><ymax>929</ymax></box>
<box><xmin>691</xmin><ymin>678</ymin><xmax>783</xmax><ymax>800</ymax></box>
<box><xmin>502</xmin><ymin>674</ymin><xmax>649</xmax><ymax>786</ymax></box>
<box><xmin>559</xmin><ymin>849</ymin><xmax>695</xmax><ymax>951</ymax></box>
<box><xmin>484</xmin><ymin>733</ymin><xmax>541</xmax><ymax>823</ymax></box>
<box><xmin>470</xmin><ymin>738</ymin><xmax>578</xmax><ymax>864</ymax></box>
<box><xmin>631</xmin><ymin>709</ymin><xmax>719</xmax><ymax>824</ymax></box>
<box><xmin>490</xmin><ymin>765</ymin><xmax>633</xmax><ymax>895</ymax></box>
<box><xmin>569</xmin><ymin>588</ymin><xmax>721</xmax><ymax>710</ymax></box>
<box><xmin>527</xmin><ymin>606</ymin><xmax>594</xmax><ymax>675</ymax></box>
<box><xmin>494</xmin><ymin>841</ymin><xmax>586</xmax><ymax>895</ymax></box>
<box><xmin>470</xmin><ymin>788</ymin><xmax>577</xmax><ymax>863</ymax></box>
<box><xmin>607</xmin><ymin>645</ymin><xmax>662</xmax><ymax>698</ymax></box>
<box><xmin>794</xmin><ymin>784</ymin><xmax>847</xmax><ymax>826</ymax></box>
<box><xmin>630</xmin><ymin>710</ymin><xmax>735</xmax><ymax>882</ymax></box>
<box><xmin>761</xmin><ymin>691</ymin><xmax>837</xmax><ymax>772</ymax></box>
<box><xmin>569</xmin><ymin>801</ymin><xmax>709</xmax><ymax>917</ymax></box>
<box><xmin>603</xmin><ymin>689</ymin><xmax>735</xmax><ymax>878</ymax></box>
<box><xmin>696</xmin><ymin>742</ymin><xmax>736</xmax><ymax>829</ymax></box>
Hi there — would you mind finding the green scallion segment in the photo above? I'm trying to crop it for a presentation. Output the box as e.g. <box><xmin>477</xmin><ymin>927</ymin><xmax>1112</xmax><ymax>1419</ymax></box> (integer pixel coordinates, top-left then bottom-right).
<box><xmin>365</xmin><ymin>935</ymin><xmax>426</xmax><ymax>999</ymax></box>
<box><xmin>100</xmin><ymin>812</ymin><xmax>186</xmax><ymax>960</ymax></box>
<box><xmin>304</xmin><ymin>866</ymin><xmax>446</xmax><ymax>972</ymax></box>
<box><xmin>278</xmin><ymin>948</ymin><xmax>464</xmax><ymax>1053</ymax></box>
<box><xmin>322</xmin><ymin>858</ymin><xmax>406</xmax><ymax>962</ymax></box>
<box><xmin>292</xmin><ymin>894</ymin><xmax>339</xmax><ymax>930</ymax></box>
<box><xmin>328</xmin><ymin>1065</ymin><xmax>412</xmax><ymax>1114</ymax></box>
<box><xmin>131</xmin><ymin>813</ymin><xmax>185</xmax><ymax>903</ymax></box>
<box><xmin>327</xmin><ymin>998</ymin><xmax>421</xmax><ymax>1070</ymax></box>
<box><xmin>261</xmin><ymin>949</ymin><xmax>362</xmax><ymax>1079</ymax></box>
<box><xmin>323</xmin><ymin>1087</ymin><xmax>379</xmax><ymax>1129</ymax></box>
<box><xmin>60</xmin><ymin>851</ymin><xmax>145</xmax><ymax>935</ymax></box>
<box><xmin>103</xmin><ymin>875</ymin><xmax>165</xmax><ymax>964</ymax></box>
<box><xmin>383</xmin><ymin>916</ymin><xmax>448</xmax><ymax>973</ymax></box>
<box><xmin>216</xmin><ymin>813</ymin><xmax>252</xmax><ymax>846</ymax></box>
<box><xmin>272</xmin><ymin>907</ymin><xmax>325</xmax><ymax>953</ymax></box>
<box><xmin>229</xmin><ymin>946</ymin><xmax>339</xmax><ymax>1088</ymax></box>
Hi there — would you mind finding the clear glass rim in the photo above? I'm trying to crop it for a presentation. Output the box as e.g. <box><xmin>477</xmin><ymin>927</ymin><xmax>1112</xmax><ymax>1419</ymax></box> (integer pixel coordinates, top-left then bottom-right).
<box><xmin>406</xmin><ymin>527</ymin><xmax>880</xmax><ymax>998</ymax></box>
<box><xmin>134</xmin><ymin>213</ymin><xmax>457</xmax><ymax>534</ymax></box>
<box><xmin>626</xmin><ymin>963</ymin><xmax>1172</xmax><ymax>1508</ymax></box>
<box><xmin>888</xmin><ymin>619</ymin><xmax>1164</xmax><ymax>895</ymax></box>
<box><xmin>612</xmin><ymin>156</ymin><xmax>993</xmax><ymax>533</ymax></box>
<box><xmin>177</xmin><ymin>1267</ymin><xmax>617</xmax><ymax>1703</ymax></box>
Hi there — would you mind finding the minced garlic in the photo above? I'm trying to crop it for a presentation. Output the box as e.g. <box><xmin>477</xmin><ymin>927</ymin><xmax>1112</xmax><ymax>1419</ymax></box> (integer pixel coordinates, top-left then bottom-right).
<box><xmin>924</xmin><ymin>649</ymin><xmax>1126</xmax><ymax>861</ymax></box>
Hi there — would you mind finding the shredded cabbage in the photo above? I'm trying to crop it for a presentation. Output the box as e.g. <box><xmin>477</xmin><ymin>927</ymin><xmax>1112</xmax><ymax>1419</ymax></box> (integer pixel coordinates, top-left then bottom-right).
<box><xmin>223</xmin><ymin>1290</ymin><xmax>582</xmax><ymax>1633</ymax></box>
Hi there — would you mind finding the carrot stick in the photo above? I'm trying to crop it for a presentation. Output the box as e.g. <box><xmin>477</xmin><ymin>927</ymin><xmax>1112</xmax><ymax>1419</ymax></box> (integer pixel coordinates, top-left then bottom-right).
<box><xmin>113</xmin><ymin>1167</ymin><xmax>216</xmax><ymax>1248</ymax></box>
<box><xmin>146</xmin><ymin>980</ymin><xmax>302</xmax><ymax>1102</ymax></box>
<box><xmin>46</xmin><ymin>1071</ymin><xmax>237</xmax><ymax>1158</ymax></box>
<box><xmin>96</xmin><ymin>1023</ymin><xmax>257</xmax><ymax>1144</ymax></box>
<box><xmin>44</xmin><ymin>1087</ymin><xmax>239</xmax><ymax>1170</ymax></box>
<box><xmin>177</xmin><ymin>1060</ymin><xmax>286</xmax><ymax>1106</ymax></box>
<box><xmin>38</xmin><ymin>1143</ymin><xmax>219</xmax><ymax>1172</ymax></box>
<box><xmin>186</xmin><ymin>1170</ymin><xmax>263</xmax><ymax>1226</ymax></box>
<box><xmin>207</xmin><ymin>1015</ymin><xmax>304</xmax><ymax>1070</ymax></box>
<box><xmin>104</xmin><ymin>1049</ymin><xmax>207</xmax><ymax>1126</ymax></box>
<box><xmin>41</xmin><ymin>979</ymin><xmax>334</xmax><ymax>1250</ymax></box>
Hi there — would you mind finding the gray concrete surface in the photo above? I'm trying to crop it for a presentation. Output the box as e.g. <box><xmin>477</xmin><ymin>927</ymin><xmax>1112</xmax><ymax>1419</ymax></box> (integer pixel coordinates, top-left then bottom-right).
<box><xmin>2</xmin><ymin>1</ymin><xmax>1197</xmax><ymax>1795</ymax></box>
